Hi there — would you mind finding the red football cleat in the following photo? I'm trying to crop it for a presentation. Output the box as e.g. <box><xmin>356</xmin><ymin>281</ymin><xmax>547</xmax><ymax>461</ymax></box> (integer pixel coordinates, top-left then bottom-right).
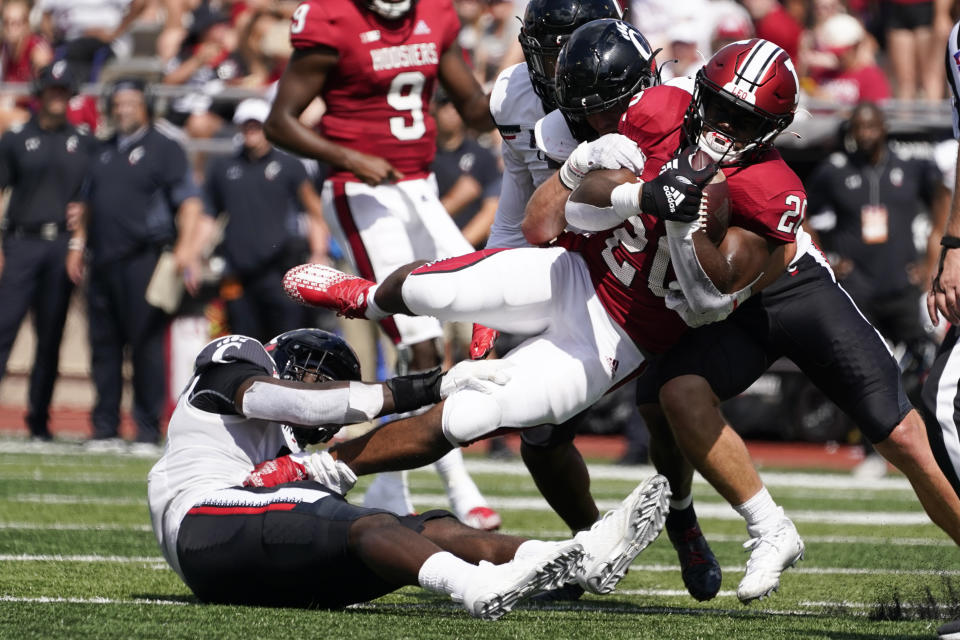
<box><xmin>470</xmin><ymin>323</ymin><xmax>500</xmax><ymax>360</ymax></box>
<box><xmin>283</xmin><ymin>264</ymin><xmax>375</xmax><ymax>319</ymax></box>
<box><xmin>463</xmin><ymin>506</ymin><xmax>502</xmax><ymax>531</ymax></box>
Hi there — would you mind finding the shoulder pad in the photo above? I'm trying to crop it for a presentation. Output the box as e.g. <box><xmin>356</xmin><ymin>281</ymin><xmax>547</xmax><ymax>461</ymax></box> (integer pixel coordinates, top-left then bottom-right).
<box><xmin>491</xmin><ymin>63</ymin><xmax>545</xmax><ymax>126</ymax></box>
<box><xmin>535</xmin><ymin>109</ymin><xmax>578</xmax><ymax>163</ymax></box>
<box><xmin>194</xmin><ymin>335</ymin><xmax>277</xmax><ymax>377</ymax></box>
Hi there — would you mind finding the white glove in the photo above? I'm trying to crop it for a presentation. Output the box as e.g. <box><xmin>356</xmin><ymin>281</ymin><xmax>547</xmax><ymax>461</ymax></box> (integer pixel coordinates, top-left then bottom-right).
<box><xmin>295</xmin><ymin>450</ymin><xmax>358</xmax><ymax>496</ymax></box>
<box><xmin>665</xmin><ymin>282</ymin><xmax>733</xmax><ymax>328</ymax></box>
<box><xmin>440</xmin><ymin>359</ymin><xmax>514</xmax><ymax>398</ymax></box>
<box><xmin>558</xmin><ymin>133</ymin><xmax>646</xmax><ymax>190</ymax></box>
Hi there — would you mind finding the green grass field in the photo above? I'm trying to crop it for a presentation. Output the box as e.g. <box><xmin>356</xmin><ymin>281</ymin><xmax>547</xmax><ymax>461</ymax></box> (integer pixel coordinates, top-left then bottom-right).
<box><xmin>1</xmin><ymin>438</ymin><xmax>958</xmax><ymax>639</ymax></box>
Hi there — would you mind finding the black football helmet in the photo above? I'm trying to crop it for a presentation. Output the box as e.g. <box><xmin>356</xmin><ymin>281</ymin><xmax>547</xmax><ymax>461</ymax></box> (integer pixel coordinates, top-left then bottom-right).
<box><xmin>555</xmin><ymin>19</ymin><xmax>658</xmax><ymax>141</ymax></box>
<box><xmin>265</xmin><ymin>329</ymin><xmax>361</xmax><ymax>384</ymax></box>
<box><xmin>519</xmin><ymin>0</ymin><xmax>625</xmax><ymax>111</ymax></box>
<box><xmin>265</xmin><ymin>329</ymin><xmax>362</xmax><ymax>446</ymax></box>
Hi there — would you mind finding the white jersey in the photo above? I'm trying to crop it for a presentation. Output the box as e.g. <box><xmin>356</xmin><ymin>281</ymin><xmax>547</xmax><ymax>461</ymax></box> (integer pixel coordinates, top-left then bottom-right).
<box><xmin>487</xmin><ymin>63</ymin><xmax>554</xmax><ymax>249</ymax></box>
<box><xmin>147</xmin><ymin>338</ymin><xmax>305</xmax><ymax>578</ymax></box>
<box><xmin>949</xmin><ymin>21</ymin><xmax>960</xmax><ymax>138</ymax></box>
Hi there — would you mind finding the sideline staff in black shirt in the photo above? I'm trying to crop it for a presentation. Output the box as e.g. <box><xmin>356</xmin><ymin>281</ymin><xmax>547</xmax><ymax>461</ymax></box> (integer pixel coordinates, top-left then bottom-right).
<box><xmin>0</xmin><ymin>62</ymin><xmax>95</xmax><ymax>441</ymax></box>
<box><xmin>203</xmin><ymin>98</ymin><xmax>329</xmax><ymax>342</ymax></box>
<box><xmin>67</xmin><ymin>78</ymin><xmax>206</xmax><ymax>449</ymax></box>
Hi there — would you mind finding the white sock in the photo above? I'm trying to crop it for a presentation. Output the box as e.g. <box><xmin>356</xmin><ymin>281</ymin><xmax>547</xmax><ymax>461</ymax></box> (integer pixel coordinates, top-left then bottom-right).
<box><xmin>418</xmin><ymin>551</ymin><xmax>476</xmax><ymax>602</ymax></box>
<box><xmin>362</xmin><ymin>471</ymin><xmax>414</xmax><ymax>515</ymax></box>
<box><xmin>669</xmin><ymin>493</ymin><xmax>693</xmax><ymax>512</ymax></box>
<box><xmin>364</xmin><ymin>284</ymin><xmax>388</xmax><ymax>320</ymax></box>
<box><xmin>734</xmin><ymin>487</ymin><xmax>783</xmax><ymax>536</ymax></box>
<box><xmin>433</xmin><ymin>448</ymin><xmax>487</xmax><ymax>519</ymax></box>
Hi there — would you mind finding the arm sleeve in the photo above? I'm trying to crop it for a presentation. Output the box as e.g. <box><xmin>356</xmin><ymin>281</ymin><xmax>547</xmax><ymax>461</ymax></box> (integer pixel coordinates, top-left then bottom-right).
<box><xmin>664</xmin><ymin>220</ymin><xmax>757</xmax><ymax>315</ymax></box>
<box><xmin>241</xmin><ymin>380</ymin><xmax>385</xmax><ymax>425</ymax></box>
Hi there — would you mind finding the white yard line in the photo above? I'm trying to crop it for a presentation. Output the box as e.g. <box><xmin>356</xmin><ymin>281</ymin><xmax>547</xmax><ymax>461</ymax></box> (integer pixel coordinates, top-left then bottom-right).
<box><xmin>0</xmin><ymin>554</ymin><xmax>164</xmax><ymax>563</ymax></box>
<box><xmin>0</xmin><ymin>595</ymin><xmax>187</xmax><ymax>606</ymax></box>
<box><xmin>500</xmin><ymin>529</ymin><xmax>954</xmax><ymax>547</ymax></box>
<box><xmin>1</xmin><ymin>492</ymin><xmax>934</xmax><ymax>525</ymax></box>
<box><xmin>2</xmin><ymin>553</ymin><xmax>955</xmax><ymax>577</ymax></box>
<box><xmin>0</xmin><ymin>440</ymin><xmax>916</xmax><ymax>492</ymax></box>
<box><xmin>0</xmin><ymin>522</ymin><xmax>151</xmax><ymax>532</ymax></box>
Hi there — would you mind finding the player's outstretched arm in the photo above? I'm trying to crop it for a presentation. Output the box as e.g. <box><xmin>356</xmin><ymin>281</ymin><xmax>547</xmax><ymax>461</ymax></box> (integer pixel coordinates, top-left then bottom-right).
<box><xmin>236</xmin><ymin>360</ymin><xmax>513</xmax><ymax>428</ymax></box>
<box><xmin>265</xmin><ymin>49</ymin><xmax>402</xmax><ymax>185</ymax></box>
<box><xmin>439</xmin><ymin>43</ymin><xmax>493</xmax><ymax>132</ymax></box>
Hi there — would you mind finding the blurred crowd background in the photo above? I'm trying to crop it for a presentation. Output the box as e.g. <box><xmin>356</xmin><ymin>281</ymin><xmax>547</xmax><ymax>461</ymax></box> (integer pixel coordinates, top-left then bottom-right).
<box><xmin>0</xmin><ymin>0</ymin><xmax>958</xmax><ymax>471</ymax></box>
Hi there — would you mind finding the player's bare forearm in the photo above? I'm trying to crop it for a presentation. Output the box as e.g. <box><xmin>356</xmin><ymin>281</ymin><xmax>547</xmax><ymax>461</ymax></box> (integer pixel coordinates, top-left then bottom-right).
<box><xmin>522</xmin><ymin>172</ymin><xmax>570</xmax><ymax>245</ymax></box>
<box><xmin>696</xmin><ymin>227</ymin><xmax>772</xmax><ymax>293</ymax></box>
<box><xmin>264</xmin><ymin>47</ymin><xmax>351</xmax><ymax>167</ymax></box>
<box><xmin>439</xmin><ymin>44</ymin><xmax>493</xmax><ymax>132</ymax></box>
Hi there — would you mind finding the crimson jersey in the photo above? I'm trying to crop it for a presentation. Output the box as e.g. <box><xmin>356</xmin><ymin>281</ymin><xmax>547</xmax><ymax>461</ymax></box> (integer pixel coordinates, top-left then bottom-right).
<box><xmin>567</xmin><ymin>81</ymin><xmax>807</xmax><ymax>354</ymax></box>
<box><xmin>290</xmin><ymin>0</ymin><xmax>461</xmax><ymax>181</ymax></box>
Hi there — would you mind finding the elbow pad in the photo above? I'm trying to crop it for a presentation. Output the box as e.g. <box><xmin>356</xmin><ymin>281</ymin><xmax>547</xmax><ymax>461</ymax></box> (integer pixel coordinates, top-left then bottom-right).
<box><xmin>664</xmin><ymin>220</ymin><xmax>756</xmax><ymax>315</ymax></box>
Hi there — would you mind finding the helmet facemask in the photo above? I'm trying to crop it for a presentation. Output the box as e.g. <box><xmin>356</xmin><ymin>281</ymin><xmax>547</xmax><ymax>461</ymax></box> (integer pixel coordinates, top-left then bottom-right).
<box><xmin>519</xmin><ymin>29</ymin><xmax>565</xmax><ymax>110</ymax></box>
<box><xmin>365</xmin><ymin>0</ymin><xmax>414</xmax><ymax>20</ymax></box>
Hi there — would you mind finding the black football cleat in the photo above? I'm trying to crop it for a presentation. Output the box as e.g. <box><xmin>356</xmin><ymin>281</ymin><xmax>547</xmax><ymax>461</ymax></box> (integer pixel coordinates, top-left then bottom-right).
<box><xmin>669</xmin><ymin>524</ymin><xmax>722</xmax><ymax>601</ymax></box>
<box><xmin>529</xmin><ymin>582</ymin><xmax>585</xmax><ymax>603</ymax></box>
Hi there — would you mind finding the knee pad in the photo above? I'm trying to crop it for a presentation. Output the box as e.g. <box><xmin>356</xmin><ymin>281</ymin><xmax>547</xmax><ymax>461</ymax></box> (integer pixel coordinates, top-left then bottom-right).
<box><xmin>441</xmin><ymin>389</ymin><xmax>503</xmax><ymax>447</ymax></box>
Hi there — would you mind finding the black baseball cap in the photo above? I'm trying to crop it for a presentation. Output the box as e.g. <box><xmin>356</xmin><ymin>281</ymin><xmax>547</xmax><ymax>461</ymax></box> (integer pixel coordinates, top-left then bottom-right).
<box><xmin>34</xmin><ymin>61</ymin><xmax>77</xmax><ymax>95</ymax></box>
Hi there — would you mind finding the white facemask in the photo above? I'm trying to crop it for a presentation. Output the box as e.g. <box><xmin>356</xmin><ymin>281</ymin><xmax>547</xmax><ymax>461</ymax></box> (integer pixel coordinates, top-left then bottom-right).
<box><xmin>698</xmin><ymin>129</ymin><xmax>741</xmax><ymax>163</ymax></box>
<box><xmin>368</xmin><ymin>0</ymin><xmax>412</xmax><ymax>19</ymax></box>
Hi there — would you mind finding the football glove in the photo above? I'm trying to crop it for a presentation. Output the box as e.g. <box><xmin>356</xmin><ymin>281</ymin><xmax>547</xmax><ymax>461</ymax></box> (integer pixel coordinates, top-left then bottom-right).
<box><xmin>640</xmin><ymin>145</ymin><xmax>717</xmax><ymax>223</ymax></box>
<box><xmin>243</xmin><ymin>451</ymin><xmax>357</xmax><ymax>495</ymax></box>
<box><xmin>440</xmin><ymin>359</ymin><xmax>514</xmax><ymax>397</ymax></box>
<box><xmin>559</xmin><ymin>133</ymin><xmax>646</xmax><ymax>190</ymax></box>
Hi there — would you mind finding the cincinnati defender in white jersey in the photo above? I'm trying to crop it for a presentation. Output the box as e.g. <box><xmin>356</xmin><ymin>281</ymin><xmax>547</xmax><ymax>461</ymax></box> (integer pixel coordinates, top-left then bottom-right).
<box><xmin>146</xmin><ymin>328</ymin><xmax>591</xmax><ymax>619</ymax></box>
<box><xmin>487</xmin><ymin>62</ymin><xmax>554</xmax><ymax>250</ymax></box>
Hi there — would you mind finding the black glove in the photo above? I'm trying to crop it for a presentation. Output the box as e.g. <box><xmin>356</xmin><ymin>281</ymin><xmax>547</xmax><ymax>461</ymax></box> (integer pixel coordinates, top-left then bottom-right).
<box><xmin>385</xmin><ymin>367</ymin><xmax>443</xmax><ymax>414</ymax></box>
<box><xmin>641</xmin><ymin>145</ymin><xmax>718</xmax><ymax>223</ymax></box>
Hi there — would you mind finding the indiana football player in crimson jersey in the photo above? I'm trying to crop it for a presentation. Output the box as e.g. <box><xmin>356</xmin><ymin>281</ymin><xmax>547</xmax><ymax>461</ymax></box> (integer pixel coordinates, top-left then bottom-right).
<box><xmin>527</xmin><ymin>38</ymin><xmax>960</xmax><ymax>603</ymax></box>
<box><xmin>264</xmin><ymin>0</ymin><xmax>500</xmax><ymax>531</ymax></box>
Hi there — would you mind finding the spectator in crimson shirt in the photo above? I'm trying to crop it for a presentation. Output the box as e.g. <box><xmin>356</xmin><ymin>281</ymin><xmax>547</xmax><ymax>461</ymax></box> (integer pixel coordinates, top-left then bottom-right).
<box><xmin>0</xmin><ymin>0</ymin><xmax>54</xmax><ymax>132</ymax></box>
<box><xmin>813</xmin><ymin>14</ymin><xmax>891</xmax><ymax>105</ymax></box>
<box><xmin>741</xmin><ymin>0</ymin><xmax>803</xmax><ymax>62</ymax></box>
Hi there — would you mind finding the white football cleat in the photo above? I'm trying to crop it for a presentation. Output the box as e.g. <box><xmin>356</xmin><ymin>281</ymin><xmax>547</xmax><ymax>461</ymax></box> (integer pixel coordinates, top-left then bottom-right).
<box><xmin>461</xmin><ymin>541</ymin><xmax>584</xmax><ymax>621</ymax></box>
<box><xmin>736</xmin><ymin>511</ymin><xmax>805</xmax><ymax>604</ymax></box>
<box><xmin>573</xmin><ymin>474</ymin><xmax>670</xmax><ymax>595</ymax></box>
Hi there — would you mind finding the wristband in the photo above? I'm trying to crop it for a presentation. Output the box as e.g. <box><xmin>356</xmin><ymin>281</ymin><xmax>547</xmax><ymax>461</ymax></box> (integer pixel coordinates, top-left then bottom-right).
<box><xmin>385</xmin><ymin>368</ymin><xmax>442</xmax><ymax>414</ymax></box>
<box><xmin>611</xmin><ymin>181</ymin><xmax>643</xmax><ymax>219</ymax></box>
<box><xmin>558</xmin><ymin>161</ymin><xmax>582</xmax><ymax>191</ymax></box>
<box><xmin>941</xmin><ymin>235</ymin><xmax>960</xmax><ymax>249</ymax></box>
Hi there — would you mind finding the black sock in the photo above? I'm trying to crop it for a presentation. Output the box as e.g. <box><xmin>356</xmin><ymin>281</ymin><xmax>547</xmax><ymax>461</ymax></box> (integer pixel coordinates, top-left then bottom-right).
<box><xmin>666</xmin><ymin>503</ymin><xmax>699</xmax><ymax>540</ymax></box>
